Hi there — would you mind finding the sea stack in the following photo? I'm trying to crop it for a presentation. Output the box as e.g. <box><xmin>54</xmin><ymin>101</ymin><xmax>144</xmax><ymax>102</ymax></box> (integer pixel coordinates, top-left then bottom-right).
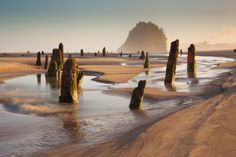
<box><xmin>59</xmin><ymin>57</ymin><xmax>79</xmax><ymax>104</ymax></box>
<box><xmin>102</xmin><ymin>47</ymin><xmax>106</xmax><ymax>56</ymax></box>
<box><xmin>164</xmin><ymin>39</ymin><xmax>179</xmax><ymax>84</ymax></box>
<box><xmin>129</xmin><ymin>80</ymin><xmax>146</xmax><ymax>109</ymax></box>
<box><xmin>59</xmin><ymin>43</ymin><xmax>64</xmax><ymax>64</ymax></box>
<box><xmin>47</xmin><ymin>49</ymin><xmax>63</xmax><ymax>77</ymax></box>
<box><xmin>118</xmin><ymin>21</ymin><xmax>167</xmax><ymax>53</ymax></box>
<box><xmin>144</xmin><ymin>52</ymin><xmax>150</xmax><ymax>68</ymax></box>
<box><xmin>187</xmin><ymin>44</ymin><xmax>196</xmax><ymax>78</ymax></box>
<box><xmin>35</xmin><ymin>52</ymin><xmax>41</xmax><ymax>66</ymax></box>
<box><xmin>44</xmin><ymin>54</ymin><xmax>48</xmax><ymax>70</ymax></box>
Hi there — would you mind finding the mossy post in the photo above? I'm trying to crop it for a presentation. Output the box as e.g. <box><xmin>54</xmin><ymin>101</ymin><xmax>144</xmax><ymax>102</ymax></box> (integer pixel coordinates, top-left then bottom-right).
<box><xmin>36</xmin><ymin>51</ymin><xmax>41</xmax><ymax>66</ymax></box>
<box><xmin>187</xmin><ymin>44</ymin><xmax>196</xmax><ymax>78</ymax></box>
<box><xmin>164</xmin><ymin>39</ymin><xmax>179</xmax><ymax>84</ymax></box>
<box><xmin>59</xmin><ymin>57</ymin><xmax>79</xmax><ymax>104</ymax></box>
<box><xmin>129</xmin><ymin>80</ymin><xmax>146</xmax><ymax>109</ymax></box>
<box><xmin>77</xmin><ymin>71</ymin><xmax>84</xmax><ymax>87</ymax></box>
<box><xmin>44</xmin><ymin>54</ymin><xmax>49</xmax><ymax>70</ymax></box>
<box><xmin>102</xmin><ymin>47</ymin><xmax>106</xmax><ymax>57</ymax></box>
<box><xmin>47</xmin><ymin>49</ymin><xmax>63</xmax><ymax>77</ymax></box>
<box><xmin>59</xmin><ymin>43</ymin><xmax>64</xmax><ymax>64</ymax></box>
<box><xmin>139</xmin><ymin>51</ymin><xmax>145</xmax><ymax>59</ymax></box>
<box><xmin>144</xmin><ymin>52</ymin><xmax>150</xmax><ymax>69</ymax></box>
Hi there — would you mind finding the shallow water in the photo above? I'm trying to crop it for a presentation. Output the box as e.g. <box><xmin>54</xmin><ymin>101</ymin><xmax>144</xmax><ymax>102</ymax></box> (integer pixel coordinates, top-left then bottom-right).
<box><xmin>113</xmin><ymin>55</ymin><xmax>234</xmax><ymax>92</ymax></box>
<box><xmin>0</xmin><ymin>55</ymin><xmax>234</xmax><ymax>157</ymax></box>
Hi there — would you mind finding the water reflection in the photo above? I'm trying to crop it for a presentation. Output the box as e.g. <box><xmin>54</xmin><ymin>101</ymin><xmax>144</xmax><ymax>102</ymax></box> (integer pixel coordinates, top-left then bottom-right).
<box><xmin>58</xmin><ymin>105</ymin><xmax>83</xmax><ymax>143</ymax></box>
<box><xmin>45</xmin><ymin>72</ymin><xmax>61</xmax><ymax>89</ymax></box>
<box><xmin>37</xmin><ymin>74</ymin><xmax>41</xmax><ymax>85</ymax></box>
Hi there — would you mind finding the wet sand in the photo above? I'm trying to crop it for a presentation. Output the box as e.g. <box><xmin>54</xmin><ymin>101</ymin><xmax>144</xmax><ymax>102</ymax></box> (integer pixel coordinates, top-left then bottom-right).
<box><xmin>0</xmin><ymin>51</ymin><xmax>236</xmax><ymax>157</ymax></box>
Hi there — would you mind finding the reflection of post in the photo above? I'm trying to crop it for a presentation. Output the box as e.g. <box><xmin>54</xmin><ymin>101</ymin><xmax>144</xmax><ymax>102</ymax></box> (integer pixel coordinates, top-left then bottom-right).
<box><xmin>36</xmin><ymin>74</ymin><xmax>41</xmax><ymax>85</ymax></box>
<box><xmin>165</xmin><ymin>39</ymin><xmax>179</xmax><ymax>85</ymax></box>
<box><xmin>187</xmin><ymin>44</ymin><xmax>196</xmax><ymax>78</ymax></box>
<box><xmin>60</xmin><ymin>106</ymin><xmax>83</xmax><ymax>142</ymax></box>
<box><xmin>45</xmin><ymin>72</ymin><xmax>61</xmax><ymax>89</ymax></box>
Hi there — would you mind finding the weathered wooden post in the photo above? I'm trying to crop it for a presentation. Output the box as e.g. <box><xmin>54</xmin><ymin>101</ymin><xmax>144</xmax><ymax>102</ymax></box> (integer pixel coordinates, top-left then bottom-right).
<box><xmin>36</xmin><ymin>51</ymin><xmax>41</xmax><ymax>66</ymax></box>
<box><xmin>187</xmin><ymin>44</ymin><xmax>196</xmax><ymax>78</ymax></box>
<box><xmin>144</xmin><ymin>52</ymin><xmax>150</xmax><ymax>68</ymax></box>
<box><xmin>102</xmin><ymin>47</ymin><xmax>106</xmax><ymax>56</ymax></box>
<box><xmin>129</xmin><ymin>80</ymin><xmax>146</xmax><ymax>109</ymax></box>
<box><xmin>59</xmin><ymin>43</ymin><xmax>64</xmax><ymax>64</ymax></box>
<box><xmin>44</xmin><ymin>54</ymin><xmax>48</xmax><ymax>70</ymax></box>
<box><xmin>139</xmin><ymin>51</ymin><xmax>145</xmax><ymax>59</ymax></box>
<box><xmin>164</xmin><ymin>39</ymin><xmax>179</xmax><ymax>84</ymax></box>
<box><xmin>47</xmin><ymin>49</ymin><xmax>63</xmax><ymax>77</ymax></box>
<box><xmin>59</xmin><ymin>57</ymin><xmax>79</xmax><ymax>104</ymax></box>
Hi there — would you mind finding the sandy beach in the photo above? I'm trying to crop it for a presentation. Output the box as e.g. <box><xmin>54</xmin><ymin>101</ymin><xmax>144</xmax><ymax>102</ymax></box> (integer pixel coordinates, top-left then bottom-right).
<box><xmin>0</xmin><ymin>50</ymin><xmax>235</xmax><ymax>157</ymax></box>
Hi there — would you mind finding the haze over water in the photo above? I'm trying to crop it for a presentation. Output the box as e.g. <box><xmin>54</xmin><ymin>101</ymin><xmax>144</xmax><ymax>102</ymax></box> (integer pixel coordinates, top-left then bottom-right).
<box><xmin>0</xmin><ymin>0</ymin><xmax>236</xmax><ymax>52</ymax></box>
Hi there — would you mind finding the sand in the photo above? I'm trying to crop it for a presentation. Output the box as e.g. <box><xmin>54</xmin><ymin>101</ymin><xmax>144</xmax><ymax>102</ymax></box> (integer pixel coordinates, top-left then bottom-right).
<box><xmin>41</xmin><ymin>68</ymin><xmax>236</xmax><ymax>157</ymax></box>
<box><xmin>0</xmin><ymin>52</ymin><xmax>236</xmax><ymax>157</ymax></box>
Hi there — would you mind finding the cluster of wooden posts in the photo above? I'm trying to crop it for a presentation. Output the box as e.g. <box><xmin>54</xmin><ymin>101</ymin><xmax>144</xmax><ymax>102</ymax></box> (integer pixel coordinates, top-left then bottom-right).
<box><xmin>35</xmin><ymin>40</ymin><xmax>196</xmax><ymax>109</ymax></box>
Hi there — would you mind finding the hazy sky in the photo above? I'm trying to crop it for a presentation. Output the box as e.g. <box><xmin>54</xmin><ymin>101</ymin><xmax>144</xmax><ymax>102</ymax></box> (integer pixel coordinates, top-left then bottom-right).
<box><xmin>0</xmin><ymin>0</ymin><xmax>235</xmax><ymax>52</ymax></box>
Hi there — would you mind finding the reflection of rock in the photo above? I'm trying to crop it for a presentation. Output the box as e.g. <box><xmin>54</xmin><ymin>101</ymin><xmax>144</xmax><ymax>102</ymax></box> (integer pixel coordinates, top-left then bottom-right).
<box><xmin>144</xmin><ymin>52</ymin><xmax>150</xmax><ymax>69</ymax></box>
<box><xmin>165</xmin><ymin>39</ymin><xmax>179</xmax><ymax>85</ymax></box>
<box><xmin>77</xmin><ymin>71</ymin><xmax>84</xmax><ymax>87</ymax></box>
<box><xmin>187</xmin><ymin>44</ymin><xmax>196</xmax><ymax>78</ymax></box>
<box><xmin>59</xmin><ymin>57</ymin><xmax>79</xmax><ymax>104</ymax></box>
<box><xmin>36</xmin><ymin>74</ymin><xmax>41</xmax><ymax>85</ymax></box>
<box><xmin>47</xmin><ymin>49</ymin><xmax>63</xmax><ymax>77</ymax></box>
<box><xmin>145</xmin><ymin>70</ymin><xmax>149</xmax><ymax>75</ymax></box>
<box><xmin>44</xmin><ymin>54</ymin><xmax>49</xmax><ymax>70</ymax></box>
<box><xmin>129</xmin><ymin>80</ymin><xmax>146</xmax><ymax>109</ymax></box>
<box><xmin>35</xmin><ymin>52</ymin><xmax>41</xmax><ymax>66</ymax></box>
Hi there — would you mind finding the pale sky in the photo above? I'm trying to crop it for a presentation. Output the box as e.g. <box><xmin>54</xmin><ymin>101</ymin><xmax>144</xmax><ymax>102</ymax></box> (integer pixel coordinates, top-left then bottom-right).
<box><xmin>0</xmin><ymin>0</ymin><xmax>235</xmax><ymax>52</ymax></box>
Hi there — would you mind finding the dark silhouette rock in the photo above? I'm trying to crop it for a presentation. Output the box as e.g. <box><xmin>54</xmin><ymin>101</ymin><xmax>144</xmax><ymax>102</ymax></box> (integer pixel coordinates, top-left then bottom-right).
<box><xmin>36</xmin><ymin>52</ymin><xmax>41</xmax><ymax>66</ymax></box>
<box><xmin>94</xmin><ymin>52</ymin><xmax>97</xmax><ymax>56</ymax></box>
<box><xmin>144</xmin><ymin>52</ymin><xmax>150</xmax><ymax>69</ymax></box>
<box><xmin>187</xmin><ymin>44</ymin><xmax>196</xmax><ymax>78</ymax></box>
<box><xmin>164</xmin><ymin>39</ymin><xmax>179</xmax><ymax>84</ymax></box>
<box><xmin>45</xmin><ymin>54</ymin><xmax>49</xmax><ymax>70</ymax></box>
<box><xmin>129</xmin><ymin>54</ymin><xmax>132</xmax><ymax>58</ymax></box>
<box><xmin>47</xmin><ymin>49</ymin><xmax>63</xmax><ymax>77</ymax></box>
<box><xmin>129</xmin><ymin>80</ymin><xmax>146</xmax><ymax>109</ymax></box>
<box><xmin>41</xmin><ymin>51</ymin><xmax>45</xmax><ymax>55</ymax></box>
<box><xmin>80</xmin><ymin>49</ymin><xmax>84</xmax><ymax>56</ymax></box>
<box><xmin>118</xmin><ymin>21</ymin><xmax>167</xmax><ymax>53</ymax></box>
<box><xmin>120</xmin><ymin>52</ymin><xmax>123</xmax><ymax>57</ymax></box>
<box><xmin>233</xmin><ymin>49</ymin><xmax>236</xmax><ymax>52</ymax></box>
<box><xmin>59</xmin><ymin>57</ymin><xmax>79</xmax><ymax>104</ymax></box>
<box><xmin>59</xmin><ymin>43</ymin><xmax>64</xmax><ymax>64</ymax></box>
<box><xmin>102</xmin><ymin>47</ymin><xmax>106</xmax><ymax>56</ymax></box>
<box><xmin>140</xmin><ymin>51</ymin><xmax>145</xmax><ymax>59</ymax></box>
